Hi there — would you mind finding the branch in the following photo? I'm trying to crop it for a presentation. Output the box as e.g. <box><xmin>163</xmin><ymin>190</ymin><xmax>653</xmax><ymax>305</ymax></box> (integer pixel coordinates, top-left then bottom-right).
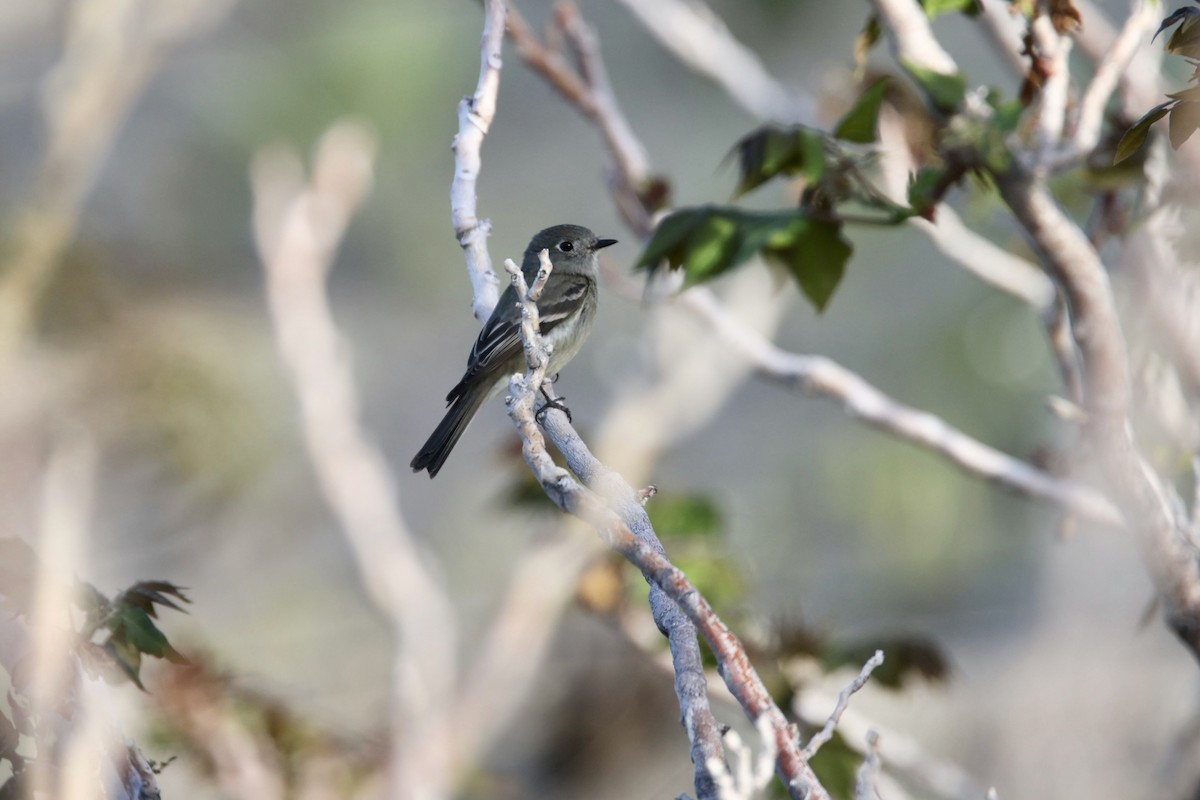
<box><xmin>519</xmin><ymin>0</ymin><xmax>1119</xmax><ymax>524</ymax></box>
<box><xmin>452</xmin><ymin>0</ymin><xmax>507</xmax><ymax>322</ymax></box>
<box><xmin>854</xmin><ymin>731</ymin><xmax>883</xmax><ymax>800</ymax></box>
<box><xmin>1041</xmin><ymin>0</ymin><xmax>1158</xmax><ymax>168</ymax></box>
<box><xmin>870</xmin><ymin>0</ymin><xmax>958</xmax><ymax>76</ymax></box>
<box><xmin>680</xmin><ymin>287</ymin><xmax>1122</xmax><ymax>526</ymax></box>
<box><xmin>1030</xmin><ymin>11</ymin><xmax>1072</xmax><ymax>158</ymax></box>
<box><xmin>708</xmin><ymin>716</ymin><xmax>778</xmax><ymax>800</ymax></box>
<box><xmin>503</xmin><ymin>258</ymin><xmax>828</xmax><ymax>800</ymax></box>
<box><xmin>254</xmin><ymin>121</ymin><xmax>460</xmax><ymax>797</ymax></box>
<box><xmin>996</xmin><ymin>165</ymin><xmax>1200</xmax><ymax>658</ymax></box>
<box><xmin>611</xmin><ymin>0</ymin><xmax>812</xmax><ymax>124</ymax></box>
<box><xmin>802</xmin><ymin>651</ymin><xmax>884</xmax><ymax>760</ymax></box>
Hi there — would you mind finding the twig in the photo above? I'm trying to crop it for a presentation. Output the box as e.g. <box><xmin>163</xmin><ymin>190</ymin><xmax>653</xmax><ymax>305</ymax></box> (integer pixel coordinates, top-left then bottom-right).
<box><xmin>854</xmin><ymin>731</ymin><xmax>883</xmax><ymax>800</ymax></box>
<box><xmin>254</xmin><ymin>120</ymin><xmax>459</xmax><ymax>798</ymax></box>
<box><xmin>503</xmin><ymin>268</ymin><xmax>829</xmax><ymax>800</ymax></box>
<box><xmin>1041</xmin><ymin>0</ymin><xmax>1158</xmax><ymax>168</ymax></box>
<box><xmin>452</xmin><ymin>0</ymin><xmax>507</xmax><ymax>322</ymax></box>
<box><xmin>708</xmin><ymin>716</ymin><xmax>778</xmax><ymax>800</ymax></box>
<box><xmin>792</xmin><ymin>682</ymin><xmax>986</xmax><ymax>800</ymax></box>
<box><xmin>803</xmin><ymin>650</ymin><xmax>885</xmax><ymax>759</ymax></box>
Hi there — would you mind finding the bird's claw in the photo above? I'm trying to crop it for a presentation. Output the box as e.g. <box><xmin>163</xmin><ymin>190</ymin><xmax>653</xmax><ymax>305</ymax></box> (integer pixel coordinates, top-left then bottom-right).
<box><xmin>535</xmin><ymin>395</ymin><xmax>572</xmax><ymax>425</ymax></box>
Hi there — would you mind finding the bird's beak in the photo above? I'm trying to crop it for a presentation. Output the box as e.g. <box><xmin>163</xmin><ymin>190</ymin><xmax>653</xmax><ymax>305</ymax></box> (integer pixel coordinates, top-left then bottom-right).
<box><xmin>594</xmin><ymin>238</ymin><xmax>618</xmax><ymax>250</ymax></box>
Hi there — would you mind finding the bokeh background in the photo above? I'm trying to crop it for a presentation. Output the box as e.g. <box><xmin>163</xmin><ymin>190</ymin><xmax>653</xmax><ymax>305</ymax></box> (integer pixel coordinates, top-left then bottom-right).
<box><xmin>0</xmin><ymin>0</ymin><xmax>1195</xmax><ymax>798</ymax></box>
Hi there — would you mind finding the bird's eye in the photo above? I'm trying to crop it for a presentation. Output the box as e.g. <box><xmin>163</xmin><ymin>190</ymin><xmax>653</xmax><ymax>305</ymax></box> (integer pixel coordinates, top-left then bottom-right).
<box><xmin>557</xmin><ymin>241</ymin><xmax>574</xmax><ymax>252</ymax></box>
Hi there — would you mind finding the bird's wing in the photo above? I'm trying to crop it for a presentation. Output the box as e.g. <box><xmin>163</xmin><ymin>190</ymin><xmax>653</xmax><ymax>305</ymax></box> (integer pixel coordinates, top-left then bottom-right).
<box><xmin>447</xmin><ymin>275</ymin><xmax>592</xmax><ymax>403</ymax></box>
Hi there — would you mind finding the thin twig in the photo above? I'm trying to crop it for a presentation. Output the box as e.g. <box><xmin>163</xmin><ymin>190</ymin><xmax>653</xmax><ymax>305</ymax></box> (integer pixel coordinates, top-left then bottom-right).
<box><xmin>854</xmin><ymin>731</ymin><xmax>883</xmax><ymax>800</ymax></box>
<box><xmin>803</xmin><ymin>650</ymin><xmax>885</xmax><ymax>760</ymax></box>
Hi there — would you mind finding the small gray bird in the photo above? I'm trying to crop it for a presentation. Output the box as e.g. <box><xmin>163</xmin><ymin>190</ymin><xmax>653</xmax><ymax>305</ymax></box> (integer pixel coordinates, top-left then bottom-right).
<box><xmin>410</xmin><ymin>224</ymin><xmax>617</xmax><ymax>478</ymax></box>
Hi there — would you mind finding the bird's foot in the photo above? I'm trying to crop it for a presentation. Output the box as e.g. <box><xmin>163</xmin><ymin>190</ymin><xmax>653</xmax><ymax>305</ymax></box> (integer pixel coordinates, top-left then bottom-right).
<box><xmin>535</xmin><ymin>389</ymin><xmax>572</xmax><ymax>425</ymax></box>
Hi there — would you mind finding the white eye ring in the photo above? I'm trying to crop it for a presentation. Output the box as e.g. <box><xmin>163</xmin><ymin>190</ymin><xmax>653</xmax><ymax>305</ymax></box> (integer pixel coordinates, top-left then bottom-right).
<box><xmin>557</xmin><ymin>241</ymin><xmax>574</xmax><ymax>252</ymax></box>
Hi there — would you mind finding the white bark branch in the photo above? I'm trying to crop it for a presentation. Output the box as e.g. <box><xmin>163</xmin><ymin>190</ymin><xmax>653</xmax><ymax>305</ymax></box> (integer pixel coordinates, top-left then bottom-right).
<box><xmin>681</xmin><ymin>287</ymin><xmax>1122</xmax><ymax>526</ymax></box>
<box><xmin>870</xmin><ymin>0</ymin><xmax>959</xmax><ymax>76</ymax></box>
<box><xmin>1042</xmin><ymin>0</ymin><xmax>1157</xmax><ymax>168</ymax></box>
<box><xmin>803</xmin><ymin>650</ymin><xmax>885</xmax><ymax>760</ymax></box>
<box><xmin>612</xmin><ymin>0</ymin><xmax>812</xmax><ymax>124</ymax></box>
<box><xmin>254</xmin><ymin>121</ymin><xmax>459</xmax><ymax>799</ymax></box>
<box><xmin>503</xmin><ymin>269</ymin><xmax>829</xmax><ymax>800</ymax></box>
<box><xmin>451</xmin><ymin>0</ymin><xmax>507</xmax><ymax>322</ymax></box>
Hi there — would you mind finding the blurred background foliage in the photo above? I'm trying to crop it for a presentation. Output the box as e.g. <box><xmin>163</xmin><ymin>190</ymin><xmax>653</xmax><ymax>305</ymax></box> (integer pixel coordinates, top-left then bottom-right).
<box><xmin>0</xmin><ymin>0</ymin><xmax>1196</xmax><ymax>798</ymax></box>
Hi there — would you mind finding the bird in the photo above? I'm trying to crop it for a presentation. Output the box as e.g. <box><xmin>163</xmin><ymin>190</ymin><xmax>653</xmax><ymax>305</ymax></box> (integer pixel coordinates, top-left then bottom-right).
<box><xmin>410</xmin><ymin>224</ymin><xmax>617</xmax><ymax>478</ymax></box>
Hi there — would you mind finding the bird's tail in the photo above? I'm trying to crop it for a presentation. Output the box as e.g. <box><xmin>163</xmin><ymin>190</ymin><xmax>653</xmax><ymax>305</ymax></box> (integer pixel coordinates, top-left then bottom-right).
<box><xmin>410</xmin><ymin>386</ymin><xmax>488</xmax><ymax>478</ymax></box>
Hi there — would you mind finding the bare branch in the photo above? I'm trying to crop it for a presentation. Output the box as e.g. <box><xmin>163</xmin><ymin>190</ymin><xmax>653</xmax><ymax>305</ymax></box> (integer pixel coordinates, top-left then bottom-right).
<box><xmin>996</xmin><ymin>165</ymin><xmax>1200</xmax><ymax>658</ymax></box>
<box><xmin>803</xmin><ymin>650</ymin><xmax>885</xmax><ymax>760</ymax></box>
<box><xmin>1030</xmin><ymin>12</ymin><xmax>1072</xmax><ymax>158</ymax></box>
<box><xmin>254</xmin><ymin>120</ymin><xmax>459</xmax><ymax>797</ymax></box>
<box><xmin>854</xmin><ymin>731</ymin><xmax>883</xmax><ymax>800</ymax></box>
<box><xmin>1042</xmin><ymin>0</ymin><xmax>1158</xmax><ymax>168</ymax></box>
<box><xmin>708</xmin><ymin>716</ymin><xmax>778</xmax><ymax>800</ymax></box>
<box><xmin>503</xmin><ymin>293</ymin><xmax>828</xmax><ymax>799</ymax></box>
<box><xmin>680</xmin><ymin>287</ymin><xmax>1122</xmax><ymax>526</ymax></box>
<box><xmin>612</xmin><ymin>0</ymin><xmax>811</xmax><ymax>124</ymax></box>
<box><xmin>518</xmin><ymin>0</ymin><xmax>1118</xmax><ymax>527</ymax></box>
<box><xmin>870</xmin><ymin>0</ymin><xmax>959</xmax><ymax>76</ymax></box>
<box><xmin>452</xmin><ymin>0</ymin><xmax>507</xmax><ymax>322</ymax></box>
<box><xmin>977</xmin><ymin>0</ymin><xmax>1028</xmax><ymax>74</ymax></box>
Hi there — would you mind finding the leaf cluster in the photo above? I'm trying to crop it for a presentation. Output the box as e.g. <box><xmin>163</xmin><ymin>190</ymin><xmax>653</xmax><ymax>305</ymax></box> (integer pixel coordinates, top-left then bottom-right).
<box><xmin>0</xmin><ymin>538</ymin><xmax>190</xmax><ymax>794</ymax></box>
<box><xmin>635</xmin><ymin>79</ymin><xmax>920</xmax><ymax>312</ymax></box>
<box><xmin>1116</xmin><ymin>5</ymin><xmax>1200</xmax><ymax>163</ymax></box>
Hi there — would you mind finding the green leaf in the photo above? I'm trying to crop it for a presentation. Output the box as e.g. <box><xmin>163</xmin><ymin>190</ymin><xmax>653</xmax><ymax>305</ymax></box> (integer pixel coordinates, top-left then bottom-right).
<box><xmin>765</xmin><ymin>220</ymin><xmax>852</xmax><ymax>312</ymax></box>
<box><xmin>834</xmin><ymin>78</ymin><xmax>890</xmax><ymax>144</ymax></box>
<box><xmin>731</xmin><ymin>126</ymin><xmax>827</xmax><ymax>197</ymax></box>
<box><xmin>638</xmin><ymin>209</ymin><xmax>854</xmax><ymax>310</ymax></box>
<box><xmin>919</xmin><ymin>0</ymin><xmax>980</xmax><ymax>19</ymax></box>
<box><xmin>635</xmin><ymin>207</ymin><xmax>711</xmax><ymax>273</ymax></box>
<box><xmin>1169</xmin><ymin>101</ymin><xmax>1200</xmax><ymax>149</ymax></box>
<box><xmin>903</xmin><ymin>62</ymin><xmax>968</xmax><ymax>113</ymax></box>
<box><xmin>118</xmin><ymin>580</ymin><xmax>191</xmax><ymax>618</ymax></box>
<box><xmin>647</xmin><ymin>493</ymin><xmax>723</xmax><ymax>540</ymax></box>
<box><xmin>907</xmin><ymin>166</ymin><xmax>946</xmax><ymax>219</ymax></box>
<box><xmin>107</xmin><ymin>606</ymin><xmax>185</xmax><ymax>663</ymax></box>
<box><xmin>985</xmin><ymin>89</ymin><xmax>1024</xmax><ymax>133</ymax></box>
<box><xmin>1114</xmin><ymin>102</ymin><xmax>1173</xmax><ymax>164</ymax></box>
<box><xmin>680</xmin><ymin>213</ymin><xmax>742</xmax><ymax>285</ymax></box>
